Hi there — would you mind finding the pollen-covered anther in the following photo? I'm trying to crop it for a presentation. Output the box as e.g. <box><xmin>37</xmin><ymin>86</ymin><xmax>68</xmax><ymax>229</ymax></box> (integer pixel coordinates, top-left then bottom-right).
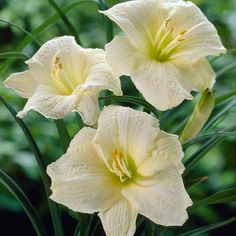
<box><xmin>111</xmin><ymin>149</ymin><xmax>132</xmax><ymax>183</ymax></box>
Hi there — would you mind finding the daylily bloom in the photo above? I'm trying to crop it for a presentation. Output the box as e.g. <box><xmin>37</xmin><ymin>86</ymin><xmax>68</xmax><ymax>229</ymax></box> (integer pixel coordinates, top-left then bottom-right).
<box><xmin>47</xmin><ymin>106</ymin><xmax>192</xmax><ymax>236</ymax></box>
<box><xmin>101</xmin><ymin>0</ymin><xmax>226</xmax><ymax>110</ymax></box>
<box><xmin>4</xmin><ymin>36</ymin><xmax>122</xmax><ymax>125</ymax></box>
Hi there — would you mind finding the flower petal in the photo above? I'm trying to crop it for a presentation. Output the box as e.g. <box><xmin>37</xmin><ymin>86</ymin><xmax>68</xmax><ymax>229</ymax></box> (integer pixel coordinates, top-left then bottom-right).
<box><xmin>99</xmin><ymin>197</ymin><xmax>138</xmax><ymax>236</ymax></box>
<box><xmin>26</xmin><ymin>36</ymin><xmax>84</xmax><ymax>85</ymax></box>
<box><xmin>137</xmin><ymin>131</ymin><xmax>184</xmax><ymax>176</ymax></box>
<box><xmin>3</xmin><ymin>70</ymin><xmax>37</xmax><ymax>98</ymax></box>
<box><xmin>123</xmin><ymin>175</ymin><xmax>192</xmax><ymax>226</ymax></box>
<box><xmin>122</xmin><ymin>131</ymin><xmax>191</xmax><ymax>226</ymax></box>
<box><xmin>75</xmin><ymin>91</ymin><xmax>100</xmax><ymax>126</ymax></box>
<box><xmin>170</xmin><ymin>1</ymin><xmax>226</xmax><ymax>60</ymax></box>
<box><xmin>47</xmin><ymin>143</ymin><xmax>121</xmax><ymax>213</ymax></box>
<box><xmin>17</xmin><ymin>85</ymin><xmax>79</xmax><ymax>119</ymax></box>
<box><xmin>132</xmin><ymin>60</ymin><xmax>193</xmax><ymax>111</ymax></box>
<box><xmin>80</xmin><ymin>48</ymin><xmax>122</xmax><ymax>95</ymax></box>
<box><xmin>192</xmin><ymin>58</ymin><xmax>216</xmax><ymax>91</ymax></box>
<box><xmin>105</xmin><ymin>36</ymin><xmax>137</xmax><ymax>77</ymax></box>
<box><xmin>69</xmin><ymin>127</ymin><xmax>96</xmax><ymax>150</ymax></box>
<box><xmin>93</xmin><ymin>106</ymin><xmax>159</xmax><ymax>169</ymax></box>
<box><xmin>100</xmin><ymin>0</ymin><xmax>169</xmax><ymax>48</ymax></box>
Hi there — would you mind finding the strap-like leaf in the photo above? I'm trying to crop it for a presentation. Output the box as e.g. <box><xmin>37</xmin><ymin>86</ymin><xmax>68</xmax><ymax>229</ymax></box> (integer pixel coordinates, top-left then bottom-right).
<box><xmin>0</xmin><ymin>52</ymin><xmax>29</xmax><ymax>60</ymax></box>
<box><xmin>190</xmin><ymin>187</ymin><xmax>236</xmax><ymax>211</ymax></box>
<box><xmin>0</xmin><ymin>96</ymin><xmax>63</xmax><ymax>236</ymax></box>
<box><xmin>99</xmin><ymin>95</ymin><xmax>159</xmax><ymax>119</ymax></box>
<box><xmin>55</xmin><ymin>120</ymin><xmax>71</xmax><ymax>153</ymax></box>
<box><xmin>48</xmin><ymin>0</ymin><xmax>82</xmax><ymax>45</ymax></box>
<box><xmin>179</xmin><ymin>217</ymin><xmax>236</xmax><ymax>236</ymax></box>
<box><xmin>182</xmin><ymin>132</ymin><xmax>236</xmax><ymax>149</ymax></box>
<box><xmin>0</xmin><ymin>19</ymin><xmax>41</xmax><ymax>46</ymax></box>
<box><xmin>0</xmin><ymin>169</ymin><xmax>48</xmax><ymax>236</ymax></box>
<box><xmin>0</xmin><ymin>0</ymin><xmax>96</xmax><ymax>77</ymax></box>
<box><xmin>183</xmin><ymin>124</ymin><xmax>236</xmax><ymax>177</ymax></box>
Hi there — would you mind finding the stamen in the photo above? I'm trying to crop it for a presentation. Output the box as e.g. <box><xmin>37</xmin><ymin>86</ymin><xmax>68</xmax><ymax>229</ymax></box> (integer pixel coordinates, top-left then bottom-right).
<box><xmin>110</xmin><ymin>149</ymin><xmax>132</xmax><ymax>183</ymax></box>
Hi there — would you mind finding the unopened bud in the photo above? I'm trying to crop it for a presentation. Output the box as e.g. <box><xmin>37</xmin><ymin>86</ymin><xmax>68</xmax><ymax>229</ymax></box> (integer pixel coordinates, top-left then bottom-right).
<box><xmin>180</xmin><ymin>89</ymin><xmax>215</xmax><ymax>143</ymax></box>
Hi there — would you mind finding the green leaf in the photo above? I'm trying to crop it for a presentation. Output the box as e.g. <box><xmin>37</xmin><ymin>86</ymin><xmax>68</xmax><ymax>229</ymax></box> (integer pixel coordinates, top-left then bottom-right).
<box><xmin>0</xmin><ymin>0</ymin><xmax>97</xmax><ymax>77</ymax></box>
<box><xmin>179</xmin><ymin>217</ymin><xmax>236</xmax><ymax>236</ymax></box>
<box><xmin>183</xmin><ymin>124</ymin><xmax>236</xmax><ymax>177</ymax></box>
<box><xmin>202</xmin><ymin>99</ymin><xmax>235</xmax><ymax>131</ymax></box>
<box><xmin>0</xmin><ymin>52</ymin><xmax>29</xmax><ymax>60</ymax></box>
<box><xmin>210</xmin><ymin>48</ymin><xmax>236</xmax><ymax>63</ymax></box>
<box><xmin>0</xmin><ymin>19</ymin><xmax>41</xmax><ymax>46</ymax></box>
<box><xmin>216</xmin><ymin>63</ymin><xmax>236</xmax><ymax>78</ymax></box>
<box><xmin>96</xmin><ymin>0</ymin><xmax>113</xmax><ymax>42</ymax></box>
<box><xmin>0</xmin><ymin>169</ymin><xmax>48</xmax><ymax>236</ymax></box>
<box><xmin>185</xmin><ymin>176</ymin><xmax>208</xmax><ymax>190</ymax></box>
<box><xmin>48</xmin><ymin>0</ymin><xmax>82</xmax><ymax>45</ymax></box>
<box><xmin>0</xmin><ymin>96</ymin><xmax>63</xmax><ymax>236</ymax></box>
<box><xmin>216</xmin><ymin>89</ymin><xmax>236</xmax><ymax>104</ymax></box>
<box><xmin>182</xmin><ymin>132</ymin><xmax>236</xmax><ymax>150</ymax></box>
<box><xmin>190</xmin><ymin>187</ymin><xmax>236</xmax><ymax>211</ymax></box>
<box><xmin>55</xmin><ymin>120</ymin><xmax>71</xmax><ymax>153</ymax></box>
<box><xmin>99</xmin><ymin>95</ymin><xmax>159</xmax><ymax>119</ymax></box>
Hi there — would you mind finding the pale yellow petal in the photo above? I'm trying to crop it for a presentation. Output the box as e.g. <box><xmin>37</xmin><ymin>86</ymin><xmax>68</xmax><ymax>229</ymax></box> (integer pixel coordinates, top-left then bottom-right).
<box><xmin>99</xmin><ymin>197</ymin><xmax>138</xmax><ymax>236</ymax></box>
<box><xmin>192</xmin><ymin>58</ymin><xmax>216</xmax><ymax>91</ymax></box>
<box><xmin>47</xmin><ymin>143</ymin><xmax>121</xmax><ymax>213</ymax></box>
<box><xmin>75</xmin><ymin>91</ymin><xmax>100</xmax><ymax>126</ymax></box>
<box><xmin>3</xmin><ymin>70</ymin><xmax>37</xmax><ymax>98</ymax></box>
<box><xmin>26</xmin><ymin>36</ymin><xmax>84</xmax><ymax>85</ymax></box>
<box><xmin>105</xmin><ymin>36</ymin><xmax>137</xmax><ymax>77</ymax></box>
<box><xmin>93</xmin><ymin>105</ymin><xmax>159</xmax><ymax>169</ymax></box>
<box><xmin>17</xmin><ymin>85</ymin><xmax>79</xmax><ymax>119</ymax></box>
<box><xmin>170</xmin><ymin>1</ymin><xmax>226</xmax><ymax>61</ymax></box>
<box><xmin>100</xmin><ymin>0</ymin><xmax>169</xmax><ymax>48</ymax></box>
<box><xmin>81</xmin><ymin>48</ymin><xmax>122</xmax><ymax>96</ymax></box>
<box><xmin>69</xmin><ymin>127</ymin><xmax>96</xmax><ymax>150</ymax></box>
<box><xmin>137</xmin><ymin>131</ymin><xmax>184</xmax><ymax>176</ymax></box>
<box><xmin>122</xmin><ymin>175</ymin><xmax>192</xmax><ymax>226</ymax></box>
<box><xmin>132</xmin><ymin>60</ymin><xmax>193</xmax><ymax>111</ymax></box>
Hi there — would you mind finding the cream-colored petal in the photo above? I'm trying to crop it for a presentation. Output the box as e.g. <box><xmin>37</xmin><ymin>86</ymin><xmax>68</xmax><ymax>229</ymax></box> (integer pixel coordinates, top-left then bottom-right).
<box><xmin>74</xmin><ymin>91</ymin><xmax>100</xmax><ymax>126</ymax></box>
<box><xmin>26</xmin><ymin>36</ymin><xmax>84</xmax><ymax>85</ymax></box>
<box><xmin>132</xmin><ymin>60</ymin><xmax>193</xmax><ymax>111</ymax></box>
<box><xmin>3</xmin><ymin>70</ymin><xmax>37</xmax><ymax>98</ymax></box>
<box><xmin>93</xmin><ymin>106</ymin><xmax>159</xmax><ymax>169</ymax></box>
<box><xmin>17</xmin><ymin>85</ymin><xmax>79</xmax><ymax>119</ymax></box>
<box><xmin>192</xmin><ymin>58</ymin><xmax>216</xmax><ymax>91</ymax></box>
<box><xmin>122</xmin><ymin>173</ymin><xmax>192</xmax><ymax>226</ymax></box>
<box><xmin>69</xmin><ymin>127</ymin><xmax>96</xmax><ymax>150</ymax></box>
<box><xmin>100</xmin><ymin>0</ymin><xmax>169</xmax><ymax>48</ymax></box>
<box><xmin>99</xmin><ymin>197</ymin><xmax>138</xmax><ymax>236</ymax></box>
<box><xmin>105</xmin><ymin>36</ymin><xmax>137</xmax><ymax>77</ymax></box>
<box><xmin>47</xmin><ymin>143</ymin><xmax>121</xmax><ymax>213</ymax></box>
<box><xmin>137</xmin><ymin>131</ymin><xmax>184</xmax><ymax>176</ymax></box>
<box><xmin>80</xmin><ymin>48</ymin><xmax>122</xmax><ymax>95</ymax></box>
<box><xmin>170</xmin><ymin>1</ymin><xmax>226</xmax><ymax>61</ymax></box>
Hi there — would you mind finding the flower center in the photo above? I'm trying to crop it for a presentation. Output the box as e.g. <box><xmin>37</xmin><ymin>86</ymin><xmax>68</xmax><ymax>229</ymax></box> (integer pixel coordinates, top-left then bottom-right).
<box><xmin>51</xmin><ymin>52</ymin><xmax>85</xmax><ymax>95</ymax></box>
<box><xmin>151</xmin><ymin>18</ymin><xmax>186</xmax><ymax>62</ymax></box>
<box><xmin>110</xmin><ymin>149</ymin><xmax>132</xmax><ymax>183</ymax></box>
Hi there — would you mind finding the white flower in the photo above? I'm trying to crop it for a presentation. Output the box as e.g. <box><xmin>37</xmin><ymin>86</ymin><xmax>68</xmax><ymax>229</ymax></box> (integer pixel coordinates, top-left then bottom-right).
<box><xmin>47</xmin><ymin>105</ymin><xmax>192</xmax><ymax>236</ymax></box>
<box><xmin>101</xmin><ymin>0</ymin><xmax>226</xmax><ymax>110</ymax></box>
<box><xmin>4</xmin><ymin>36</ymin><xmax>122</xmax><ymax>125</ymax></box>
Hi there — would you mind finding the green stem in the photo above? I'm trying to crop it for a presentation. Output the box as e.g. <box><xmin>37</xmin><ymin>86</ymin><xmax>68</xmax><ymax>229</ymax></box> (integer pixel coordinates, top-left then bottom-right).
<box><xmin>0</xmin><ymin>169</ymin><xmax>48</xmax><ymax>236</ymax></box>
<box><xmin>0</xmin><ymin>96</ymin><xmax>63</xmax><ymax>236</ymax></box>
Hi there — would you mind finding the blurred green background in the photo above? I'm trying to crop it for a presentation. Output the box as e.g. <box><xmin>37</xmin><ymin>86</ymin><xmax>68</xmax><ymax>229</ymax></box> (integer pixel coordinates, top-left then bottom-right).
<box><xmin>0</xmin><ymin>0</ymin><xmax>235</xmax><ymax>235</ymax></box>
